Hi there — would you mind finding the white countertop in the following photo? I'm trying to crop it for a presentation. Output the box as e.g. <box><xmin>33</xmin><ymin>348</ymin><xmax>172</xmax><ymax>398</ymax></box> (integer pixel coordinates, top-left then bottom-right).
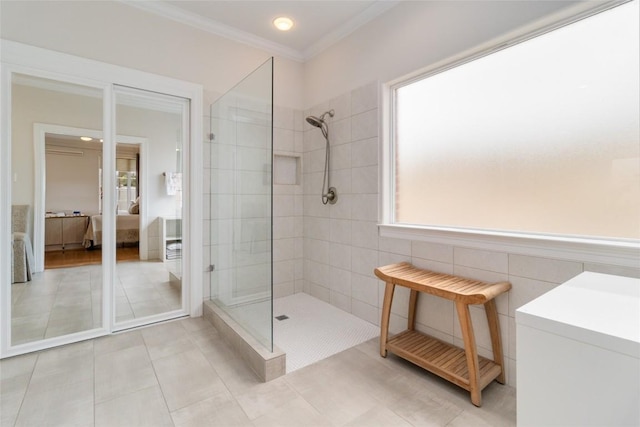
<box><xmin>516</xmin><ymin>271</ymin><xmax>640</xmax><ymax>359</ymax></box>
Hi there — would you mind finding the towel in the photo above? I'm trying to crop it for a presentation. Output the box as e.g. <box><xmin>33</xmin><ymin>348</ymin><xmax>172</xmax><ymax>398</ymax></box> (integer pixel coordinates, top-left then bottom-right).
<box><xmin>165</xmin><ymin>172</ymin><xmax>182</xmax><ymax>196</ymax></box>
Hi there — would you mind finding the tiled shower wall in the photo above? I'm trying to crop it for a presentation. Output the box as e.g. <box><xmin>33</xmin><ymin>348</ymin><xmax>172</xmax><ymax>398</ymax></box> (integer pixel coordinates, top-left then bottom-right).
<box><xmin>300</xmin><ymin>81</ymin><xmax>640</xmax><ymax>387</ymax></box>
<box><xmin>202</xmin><ymin>103</ymin><xmax>305</xmax><ymax>302</ymax></box>
<box><xmin>271</xmin><ymin>106</ymin><xmax>305</xmax><ymax>298</ymax></box>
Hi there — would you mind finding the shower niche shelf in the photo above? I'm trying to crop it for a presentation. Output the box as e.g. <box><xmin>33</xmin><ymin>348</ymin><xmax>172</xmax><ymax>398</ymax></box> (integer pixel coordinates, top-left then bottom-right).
<box><xmin>273</xmin><ymin>154</ymin><xmax>300</xmax><ymax>185</ymax></box>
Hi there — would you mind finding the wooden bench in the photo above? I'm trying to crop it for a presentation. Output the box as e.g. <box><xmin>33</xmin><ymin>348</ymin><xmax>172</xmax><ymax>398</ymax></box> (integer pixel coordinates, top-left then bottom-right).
<box><xmin>374</xmin><ymin>262</ymin><xmax>511</xmax><ymax>406</ymax></box>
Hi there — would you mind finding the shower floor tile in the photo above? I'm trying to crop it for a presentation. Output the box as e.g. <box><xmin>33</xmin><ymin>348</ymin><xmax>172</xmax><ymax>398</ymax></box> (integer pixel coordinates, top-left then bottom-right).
<box><xmin>274</xmin><ymin>293</ymin><xmax>379</xmax><ymax>373</ymax></box>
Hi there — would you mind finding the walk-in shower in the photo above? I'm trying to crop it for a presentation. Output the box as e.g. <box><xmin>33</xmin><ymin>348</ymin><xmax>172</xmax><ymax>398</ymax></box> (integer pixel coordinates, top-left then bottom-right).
<box><xmin>306</xmin><ymin>109</ymin><xmax>337</xmax><ymax>205</ymax></box>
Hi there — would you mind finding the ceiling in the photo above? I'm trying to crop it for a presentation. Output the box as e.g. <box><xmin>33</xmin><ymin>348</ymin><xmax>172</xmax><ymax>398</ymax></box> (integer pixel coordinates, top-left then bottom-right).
<box><xmin>123</xmin><ymin>0</ymin><xmax>400</xmax><ymax>62</ymax></box>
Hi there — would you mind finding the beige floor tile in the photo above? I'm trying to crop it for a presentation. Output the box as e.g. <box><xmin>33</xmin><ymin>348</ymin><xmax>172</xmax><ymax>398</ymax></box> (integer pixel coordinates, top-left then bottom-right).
<box><xmin>152</xmin><ymin>348</ymin><xmax>229</xmax><ymax>411</ymax></box>
<box><xmin>93</xmin><ymin>329</ymin><xmax>144</xmax><ymax>356</ymax></box>
<box><xmin>251</xmin><ymin>395</ymin><xmax>332</xmax><ymax>427</ymax></box>
<box><xmin>234</xmin><ymin>377</ymin><xmax>301</xmax><ymax>420</ymax></box>
<box><xmin>1</xmin><ymin>390</ymin><xmax>25</xmax><ymax>426</ymax></box>
<box><xmin>142</xmin><ymin>321</ymin><xmax>197</xmax><ymax>360</ymax></box>
<box><xmin>209</xmin><ymin>354</ymin><xmax>263</xmax><ymax>395</ymax></box>
<box><xmin>447</xmin><ymin>410</ymin><xmax>496</xmax><ymax>427</ymax></box>
<box><xmin>131</xmin><ymin>298</ymin><xmax>171</xmax><ymax>318</ymax></box>
<box><xmin>190</xmin><ymin>328</ymin><xmax>225</xmax><ymax>354</ymax></box>
<box><xmin>2</xmin><ymin>296</ymin><xmax>517</xmax><ymax>427</ymax></box>
<box><xmin>345</xmin><ymin>406</ymin><xmax>414</xmax><ymax>427</ymax></box>
<box><xmin>95</xmin><ymin>385</ymin><xmax>173</xmax><ymax>427</ymax></box>
<box><xmin>124</xmin><ymin>287</ymin><xmax>165</xmax><ymax>303</ymax></box>
<box><xmin>57</xmin><ymin>280</ymin><xmax>92</xmax><ymax>294</ymax></box>
<box><xmin>94</xmin><ymin>344</ymin><xmax>158</xmax><ymax>403</ymax></box>
<box><xmin>387</xmin><ymin>390</ymin><xmax>463</xmax><ymax>427</ymax></box>
<box><xmin>0</xmin><ymin>353</ymin><xmax>38</xmax><ymax>427</ymax></box>
<box><xmin>44</xmin><ymin>309</ymin><xmax>95</xmax><ymax>338</ymax></box>
<box><xmin>12</xmin><ymin>294</ymin><xmax>56</xmax><ymax>317</ymax></box>
<box><xmin>29</xmin><ymin>352</ymin><xmax>93</xmax><ymax>391</ymax></box>
<box><xmin>457</xmin><ymin>382</ymin><xmax>516</xmax><ymax>427</ymax></box>
<box><xmin>11</xmin><ymin>313</ymin><xmax>49</xmax><ymax>345</ymax></box>
<box><xmin>15</xmin><ymin>281</ymin><xmax>58</xmax><ymax>298</ymax></box>
<box><xmin>10</xmin><ymin>283</ymin><xmax>27</xmax><ymax>303</ymax></box>
<box><xmin>292</xmin><ymin>377</ymin><xmax>382</xmax><ymax>426</ymax></box>
<box><xmin>183</xmin><ymin>319</ymin><xmax>218</xmax><ymax>337</ymax></box>
<box><xmin>14</xmin><ymin>378</ymin><xmax>94</xmax><ymax>426</ymax></box>
<box><xmin>0</xmin><ymin>353</ymin><xmax>37</xmax><ymax>390</ymax></box>
<box><xmin>52</xmin><ymin>293</ymin><xmax>92</xmax><ymax>311</ymax></box>
<box><xmin>171</xmin><ymin>390</ymin><xmax>252</xmax><ymax>427</ymax></box>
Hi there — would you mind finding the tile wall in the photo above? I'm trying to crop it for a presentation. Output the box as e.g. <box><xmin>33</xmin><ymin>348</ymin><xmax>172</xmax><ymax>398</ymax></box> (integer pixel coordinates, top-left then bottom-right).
<box><xmin>202</xmin><ymin>101</ymin><xmax>304</xmax><ymax>303</ymax></box>
<box><xmin>300</xmin><ymin>81</ymin><xmax>640</xmax><ymax>387</ymax></box>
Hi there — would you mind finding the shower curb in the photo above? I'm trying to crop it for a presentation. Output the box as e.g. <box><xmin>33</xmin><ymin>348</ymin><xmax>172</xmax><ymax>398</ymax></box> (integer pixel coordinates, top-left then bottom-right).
<box><xmin>203</xmin><ymin>300</ymin><xmax>286</xmax><ymax>382</ymax></box>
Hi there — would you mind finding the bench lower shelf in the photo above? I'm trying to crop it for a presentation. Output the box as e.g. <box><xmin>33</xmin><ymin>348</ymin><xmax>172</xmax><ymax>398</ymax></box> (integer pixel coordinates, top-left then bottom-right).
<box><xmin>386</xmin><ymin>330</ymin><xmax>503</xmax><ymax>392</ymax></box>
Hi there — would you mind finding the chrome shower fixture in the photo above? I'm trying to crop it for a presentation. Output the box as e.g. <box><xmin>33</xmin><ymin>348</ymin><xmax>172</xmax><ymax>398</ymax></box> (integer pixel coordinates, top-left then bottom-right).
<box><xmin>306</xmin><ymin>110</ymin><xmax>337</xmax><ymax>205</ymax></box>
<box><xmin>305</xmin><ymin>110</ymin><xmax>334</xmax><ymax>130</ymax></box>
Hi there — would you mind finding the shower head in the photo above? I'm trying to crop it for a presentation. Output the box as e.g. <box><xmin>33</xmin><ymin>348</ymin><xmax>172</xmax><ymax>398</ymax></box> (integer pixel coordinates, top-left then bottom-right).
<box><xmin>306</xmin><ymin>116</ymin><xmax>323</xmax><ymax>128</ymax></box>
<box><xmin>305</xmin><ymin>109</ymin><xmax>337</xmax><ymax>205</ymax></box>
<box><xmin>305</xmin><ymin>109</ymin><xmax>334</xmax><ymax>128</ymax></box>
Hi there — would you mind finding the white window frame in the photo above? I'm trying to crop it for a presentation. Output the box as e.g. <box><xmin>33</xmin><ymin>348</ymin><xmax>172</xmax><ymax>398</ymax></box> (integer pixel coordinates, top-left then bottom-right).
<box><xmin>380</xmin><ymin>0</ymin><xmax>640</xmax><ymax>269</ymax></box>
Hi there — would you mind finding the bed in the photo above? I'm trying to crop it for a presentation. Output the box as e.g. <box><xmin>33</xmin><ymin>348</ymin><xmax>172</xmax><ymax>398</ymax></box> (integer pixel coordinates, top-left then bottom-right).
<box><xmin>83</xmin><ymin>213</ymin><xmax>140</xmax><ymax>248</ymax></box>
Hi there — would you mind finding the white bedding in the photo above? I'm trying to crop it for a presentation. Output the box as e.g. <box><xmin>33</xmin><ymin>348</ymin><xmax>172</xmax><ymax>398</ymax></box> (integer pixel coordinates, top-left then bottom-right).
<box><xmin>83</xmin><ymin>213</ymin><xmax>140</xmax><ymax>248</ymax></box>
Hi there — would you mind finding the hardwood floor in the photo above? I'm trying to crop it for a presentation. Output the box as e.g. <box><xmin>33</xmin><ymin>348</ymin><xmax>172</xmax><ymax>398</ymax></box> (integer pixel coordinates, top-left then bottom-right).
<box><xmin>44</xmin><ymin>246</ymin><xmax>140</xmax><ymax>269</ymax></box>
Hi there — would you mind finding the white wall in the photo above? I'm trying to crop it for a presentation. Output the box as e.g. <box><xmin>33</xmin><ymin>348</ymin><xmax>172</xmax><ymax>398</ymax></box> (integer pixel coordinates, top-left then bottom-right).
<box><xmin>0</xmin><ymin>0</ymin><xmax>304</xmax><ymax>110</ymax></box>
<box><xmin>45</xmin><ymin>141</ymin><xmax>101</xmax><ymax>215</ymax></box>
<box><xmin>11</xmin><ymin>84</ymin><xmax>102</xmax><ymax>207</ymax></box>
<box><xmin>303</xmin><ymin>0</ymin><xmax>584</xmax><ymax>107</ymax></box>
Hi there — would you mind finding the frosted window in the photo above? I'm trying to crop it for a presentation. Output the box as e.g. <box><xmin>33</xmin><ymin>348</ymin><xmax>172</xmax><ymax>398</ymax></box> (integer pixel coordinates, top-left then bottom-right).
<box><xmin>394</xmin><ymin>1</ymin><xmax>639</xmax><ymax>239</ymax></box>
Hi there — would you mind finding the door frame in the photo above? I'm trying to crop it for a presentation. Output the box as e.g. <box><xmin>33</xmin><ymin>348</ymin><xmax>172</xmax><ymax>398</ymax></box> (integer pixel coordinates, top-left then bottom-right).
<box><xmin>0</xmin><ymin>39</ymin><xmax>203</xmax><ymax>359</ymax></box>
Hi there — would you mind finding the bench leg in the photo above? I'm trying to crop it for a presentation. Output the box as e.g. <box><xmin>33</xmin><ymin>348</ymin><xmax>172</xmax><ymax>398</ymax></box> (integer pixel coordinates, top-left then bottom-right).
<box><xmin>408</xmin><ymin>289</ymin><xmax>419</xmax><ymax>331</ymax></box>
<box><xmin>456</xmin><ymin>301</ymin><xmax>482</xmax><ymax>407</ymax></box>
<box><xmin>380</xmin><ymin>282</ymin><xmax>395</xmax><ymax>358</ymax></box>
<box><xmin>485</xmin><ymin>299</ymin><xmax>506</xmax><ymax>384</ymax></box>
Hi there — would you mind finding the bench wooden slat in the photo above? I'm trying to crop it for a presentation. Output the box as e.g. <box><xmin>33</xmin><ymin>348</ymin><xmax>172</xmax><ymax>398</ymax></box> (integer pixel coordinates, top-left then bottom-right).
<box><xmin>374</xmin><ymin>262</ymin><xmax>511</xmax><ymax>304</ymax></box>
<box><xmin>376</xmin><ymin>262</ymin><xmax>511</xmax><ymax>407</ymax></box>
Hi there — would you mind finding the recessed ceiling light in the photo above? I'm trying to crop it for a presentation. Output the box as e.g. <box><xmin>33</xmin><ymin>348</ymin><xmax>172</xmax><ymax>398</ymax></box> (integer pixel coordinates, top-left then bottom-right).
<box><xmin>80</xmin><ymin>136</ymin><xmax>93</xmax><ymax>141</ymax></box>
<box><xmin>273</xmin><ymin>17</ymin><xmax>294</xmax><ymax>31</ymax></box>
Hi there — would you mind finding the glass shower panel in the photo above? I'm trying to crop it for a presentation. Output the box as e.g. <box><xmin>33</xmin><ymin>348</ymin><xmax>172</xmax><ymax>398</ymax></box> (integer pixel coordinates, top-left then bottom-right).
<box><xmin>209</xmin><ymin>58</ymin><xmax>273</xmax><ymax>352</ymax></box>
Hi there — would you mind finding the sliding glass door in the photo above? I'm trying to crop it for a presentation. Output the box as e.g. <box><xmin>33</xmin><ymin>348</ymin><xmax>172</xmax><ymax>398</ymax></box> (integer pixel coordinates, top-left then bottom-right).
<box><xmin>9</xmin><ymin>74</ymin><xmax>104</xmax><ymax>346</ymax></box>
<box><xmin>1</xmin><ymin>41</ymin><xmax>202</xmax><ymax>358</ymax></box>
<box><xmin>113</xmin><ymin>86</ymin><xmax>188</xmax><ymax>328</ymax></box>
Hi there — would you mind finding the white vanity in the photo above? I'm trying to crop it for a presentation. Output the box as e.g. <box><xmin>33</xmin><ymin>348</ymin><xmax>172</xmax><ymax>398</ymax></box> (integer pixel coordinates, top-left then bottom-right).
<box><xmin>516</xmin><ymin>272</ymin><xmax>640</xmax><ymax>426</ymax></box>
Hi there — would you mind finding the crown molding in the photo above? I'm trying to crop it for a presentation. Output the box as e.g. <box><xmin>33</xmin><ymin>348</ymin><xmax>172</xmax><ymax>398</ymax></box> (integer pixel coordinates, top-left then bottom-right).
<box><xmin>120</xmin><ymin>0</ymin><xmax>305</xmax><ymax>62</ymax></box>
<box><xmin>119</xmin><ymin>0</ymin><xmax>400</xmax><ymax>63</ymax></box>
<box><xmin>303</xmin><ymin>1</ymin><xmax>400</xmax><ymax>60</ymax></box>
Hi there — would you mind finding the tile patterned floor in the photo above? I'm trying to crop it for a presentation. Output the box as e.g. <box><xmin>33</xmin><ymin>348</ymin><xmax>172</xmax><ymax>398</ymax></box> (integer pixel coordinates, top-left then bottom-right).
<box><xmin>274</xmin><ymin>293</ymin><xmax>379</xmax><ymax>372</ymax></box>
<box><xmin>10</xmin><ymin>261</ymin><xmax>181</xmax><ymax>345</ymax></box>
<box><xmin>1</xmin><ymin>309</ymin><xmax>516</xmax><ymax>426</ymax></box>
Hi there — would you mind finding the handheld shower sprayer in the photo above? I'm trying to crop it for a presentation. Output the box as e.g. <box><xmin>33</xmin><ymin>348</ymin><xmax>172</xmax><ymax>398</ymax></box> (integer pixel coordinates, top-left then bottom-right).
<box><xmin>306</xmin><ymin>110</ymin><xmax>337</xmax><ymax>205</ymax></box>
